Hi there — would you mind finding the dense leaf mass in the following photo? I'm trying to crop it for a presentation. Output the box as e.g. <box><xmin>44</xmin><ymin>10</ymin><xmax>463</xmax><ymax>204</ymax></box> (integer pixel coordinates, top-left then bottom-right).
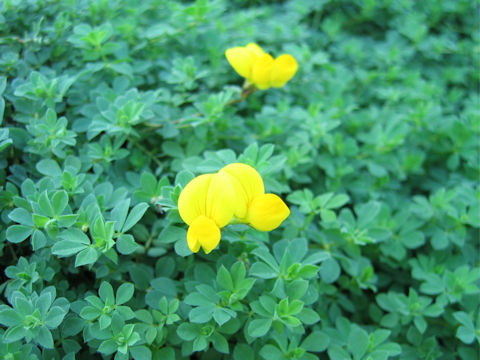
<box><xmin>0</xmin><ymin>0</ymin><xmax>478</xmax><ymax>359</ymax></box>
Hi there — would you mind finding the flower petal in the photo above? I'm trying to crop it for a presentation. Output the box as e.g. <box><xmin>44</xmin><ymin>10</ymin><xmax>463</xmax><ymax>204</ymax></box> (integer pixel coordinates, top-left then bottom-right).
<box><xmin>221</xmin><ymin>163</ymin><xmax>264</xmax><ymax>218</ymax></box>
<box><xmin>187</xmin><ymin>216</ymin><xmax>221</xmax><ymax>254</ymax></box>
<box><xmin>178</xmin><ymin>174</ymin><xmax>212</xmax><ymax>225</ymax></box>
<box><xmin>206</xmin><ymin>172</ymin><xmax>235</xmax><ymax>227</ymax></box>
<box><xmin>269</xmin><ymin>54</ymin><xmax>298</xmax><ymax>88</ymax></box>
<box><xmin>221</xmin><ymin>172</ymin><xmax>248</xmax><ymax>219</ymax></box>
<box><xmin>246</xmin><ymin>193</ymin><xmax>290</xmax><ymax>231</ymax></box>
<box><xmin>245</xmin><ymin>43</ymin><xmax>266</xmax><ymax>57</ymax></box>
<box><xmin>251</xmin><ymin>53</ymin><xmax>274</xmax><ymax>90</ymax></box>
<box><xmin>225</xmin><ymin>46</ymin><xmax>257</xmax><ymax>79</ymax></box>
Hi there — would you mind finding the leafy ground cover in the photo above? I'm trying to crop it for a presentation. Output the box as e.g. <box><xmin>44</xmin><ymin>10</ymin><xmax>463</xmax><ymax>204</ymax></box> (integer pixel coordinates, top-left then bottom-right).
<box><xmin>0</xmin><ymin>0</ymin><xmax>479</xmax><ymax>359</ymax></box>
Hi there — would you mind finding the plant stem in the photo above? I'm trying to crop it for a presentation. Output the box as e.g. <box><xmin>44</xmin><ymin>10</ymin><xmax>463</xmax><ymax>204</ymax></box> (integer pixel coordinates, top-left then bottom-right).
<box><xmin>7</xmin><ymin>243</ymin><xmax>18</xmax><ymax>262</ymax></box>
<box><xmin>131</xmin><ymin>138</ymin><xmax>162</xmax><ymax>167</ymax></box>
<box><xmin>136</xmin><ymin>85</ymin><xmax>257</xmax><ymax>158</ymax></box>
<box><xmin>143</xmin><ymin>85</ymin><xmax>257</xmax><ymax>129</ymax></box>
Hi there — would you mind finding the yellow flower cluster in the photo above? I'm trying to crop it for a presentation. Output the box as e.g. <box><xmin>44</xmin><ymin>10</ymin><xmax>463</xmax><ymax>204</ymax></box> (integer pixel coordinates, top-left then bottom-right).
<box><xmin>225</xmin><ymin>43</ymin><xmax>298</xmax><ymax>90</ymax></box>
<box><xmin>178</xmin><ymin>163</ymin><xmax>290</xmax><ymax>254</ymax></box>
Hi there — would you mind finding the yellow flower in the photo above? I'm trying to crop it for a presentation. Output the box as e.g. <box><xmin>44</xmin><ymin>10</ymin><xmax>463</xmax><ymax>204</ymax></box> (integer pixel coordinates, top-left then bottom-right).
<box><xmin>177</xmin><ymin>173</ymin><xmax>235</xmax><ymax>254</ymax></box>
<box><xmin>220</xmin><ymin>163</ymin><xmax>290</xmax><ymax>231</ymax></box>
<box><xmin>225</xmin><ymin>43</ymin><xmax>298</xmax><ymax>90</ymax></box>
<box><xmin>177</xmin><ymin>163</ymin><xmax>290</xmax><ymax>254</ymax></box>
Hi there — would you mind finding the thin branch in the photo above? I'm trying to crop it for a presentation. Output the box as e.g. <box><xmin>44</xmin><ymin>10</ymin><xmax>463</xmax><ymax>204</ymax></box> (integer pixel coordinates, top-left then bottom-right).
<box><xmin>131</xmin><ymin>138</ymin><xmax>162</xmax><ymax>167</ymax></box>
<box><xmin>7</xmin><ymin>243</ymin><xmax>18</xmax><ymax>262</ymax></box>
<box><xmin>143</xmin><ymin>85</ymin><xmax>257</xmax><ymax>130</ymax></box>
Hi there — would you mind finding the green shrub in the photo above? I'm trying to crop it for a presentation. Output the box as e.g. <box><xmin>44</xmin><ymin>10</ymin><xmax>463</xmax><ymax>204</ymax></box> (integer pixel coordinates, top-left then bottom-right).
<box><xmin>0</xmin><ymin>0</ymin><xmax>478</xmax><ymax>359</ymax></box>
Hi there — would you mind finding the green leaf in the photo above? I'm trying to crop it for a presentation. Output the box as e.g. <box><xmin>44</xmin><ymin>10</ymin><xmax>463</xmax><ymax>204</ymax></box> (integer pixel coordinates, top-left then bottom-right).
<box><xmin>98</xmin><ymin>339</ymin><xmax>117</xmax><ymax>355</ymax></box>
<box><xmin>454</xmin><ymin>312</ymin><xmax>474</xmax><ymax>328</ymax></box>
<box><xmin>150</xmin><ymin>277</ymin><xmax>177</xmax><ymax>298</ymax></box>
<box><xmin>319</xmin><ymin>257</ymin><xmax>341</xmax><ymax>283</ymax></box>
<box><xmin>304</xmin><ymin>251</ymin><xmax>330</xmax><ymax>264</ymax></box>
<box><xmin>431</xmin><ymin>230</ymin><xmax>449</xmax><ymax>250</ymax></box>
<box><xmin>130</xmin><ymin>345</ymin><xmax>152</xmax><ymax>360</ymax></box>
<box><xmin>252</xmin><ymin>247</ymin><xmax>279</xmax><ymax>271</ymax></box>
<box><xmin>193</xmin><ymin>335</ymin><xmax>208</xmax><ymax>352</ymax></box>
<box><xmin>75</xmin><ymin>247</ymin><xmax>99</xmax><ymax>267</ymax></box>
<box><xmin>414</xmin><ymin>316</ymin><xmax>427</xmax><ymax>334</ymax></box>
<box><xmin>116</xmin><ymin>234</ymin><xmax>139</xmax><ymax>255</ymax></box>
<box><xmin>38</xmin><ymin>191</ymin><xmax>54</xmax><ymax>217</ymax></box>
<box><xmin>0</xmin><ymin>128</ymin><xmax>11</xmax><ymax>151</ymax></box>
<box><xmin>99</xmin><ymin>281</ymin><xmax>115</xmax><ymax>305</ymax></box>
<box><xmin>454</xmin><ymin>311</ymin><xmax>476</xmax><ymax>344</ymax></box>
<box><xmin>247</xmin><ymin>318</ymin><xmax>272</xmax><ymax>337</ymax></box>
<box><xmin>297</xmin><ymin>265</ymin><xmax>319</xmax><ymax>279</ymax></box>
<box><xmin>156</xmin><ymin>348</ymin><xmax>175</xmax><ymax>360</ymax></box>
<box><xmin>4</xmin><ymin>324</ymin><xmax>26</xmax><ymax>343</ymax></box>
<box><xmin>212</xmin><ymin>333</ymin><xmax>229</xmax><ymax>354</ymax></box>
<box><xmin>0</xmin><ymin>76</ymin><xmax>5</xmax><ymax>95</ymax></box>
<box><xmin>328</xmin><ymin>344</ymin><xmax>352</xmax><ymax>360</ymax></box>
<box><xmin>174</xmin><ymin>239</ymin><xmax>193</xmax><ymax>257</ymax></box>
<box><xmin>122</xmin><ymin>202</ymin><xmax>149</xmax><ymax>232</ymax></box>
<box><xmin>347</xmin><ymin>325</ymin><xmax>369</xmax><ymax>359</ymax></box>
<box><xmin>6</xmin><ymin>225</ymin><xmax>33</xmax><ymax>243</ymax></box>
<box><xmin>58</xmin><ymin>214</ymin><xmax>79</xmax><ymax>227</ymax></box>
<box><xmin>281</xmin><ymin>315</ymin><xmax>301</xmax><ymax>327</ymax></box>
<box><xmin>116</xmin><ymin>283</ymin><xmax>135</xmax><ymax>305</ymax></box>
<box><xmin>234</xmin><ymin>344</ymin><xmax>255</xmax><ymax>360</ymax></box>
<box><xmin>286</xmin><ymin>279</ymin><xmax>309</xmax><ymax>299</ymax></box>
<box><xmin>213</xmin><ymin>307</ymin><xmax>235</xmax><ymax>326</ymax></box>
<box><xmin>14</xmin><ymin>296</ymin><xmax>34</xmax><ymax>314</ymax></box>
<box><xmin>259</xmin><ymin>295</ymin><xmax>276</xmax><ymax>315</ymax></box>
<box><xmin>185</xmin><ymin>292</ymin><xmax>213</xmax><ymax>307</ymax></box>
<box><xmin>259</xmin><ymin>344</ymin><xmax>283</xmax><ymax>360</ymax></box>
<box><xmin>217</xmin><ymin>265</ymin><xmax>234</xmax><ymax>291</ymax></box>
<box><xmin>111</xmin><ymin>199</ymin><xmax>130</xmax><ymax>231</ymax></box>
<box><xmin>36</xmin><ymin>159</ymin><xmax>62</xmax><ymax>177</ymax></box>
<box><xmin>231</xmin><ymin>261</ymin><xmax>246</xmax><ymax>283</ymax></box>
<box><xmin>53</xmin><ymin>235</ymin><xmax>89</xmax><ymax>256</ymax></box>
<box><xmin>297</xmin><ymin>307</ymin><xmax>321</xmax><ymax>325</ymax></box>
<box><xmin>45</xmin><ymin>306</ymin><xmax>68</xmax><ymax>328</ymax></box>
<box><xmin>320</xmin><ymin>209</ymin><xmax>336</xmax><ymax>222</ymax></box>
<box><xmin>0</xmin><ymin>308</ymin><xmax>22</xmax><ymax>327</ymax></box>
<box><xmin>356</xmin><ymin>201</ymin><xmax>381</xmax><ymax>229</ymax></box>
<box><xmin>374</xmin><ymin>340</ymin><xmax>402</xmax><ymax>356</ymax></box>
<box><xmin>326</xmin><ymin>193</ymin><xmax>350</xmax><ymax>209</ymax></box>
<box><xmin>33</xmin><ymin>214</ymin><xmax>49</xmax><ymax>228</ymax></box>
<box><xmin>456</xmin><ymin>325</ymin><xmax>475</xmax><ymax>344</ymax></box>
<box><xmin>52</xmin><ymin>190</ymin><xmax>68</xmax><ymax>215</ymax></box>
<box><xmin>60</xmin><ymin>228</ymin><xmax>90</xmax><ymax>243</ymax></box>
<box><xmin>8</xmin><ymin>208</ymin><xmax>33</xmax><ymax>226</ymax></box>
<box><xmin>139</xmin><ymin>172</ymin><xmax>157</xmax><ymax>193</ymax></box>
<box><xmin>249</xmin><ymin>262</ymin><xmax>278</xmax><ymax>279</ymax></box>
<box><xmin>189</xmin><ymin>306</ymin><xmax>213</xmax><ymax>323</ymax></box>
<box><xmin>370</xmin><ymin>329</ymin><xmax>392</xmax><ymax>348</ymax></box>
<box><xmin>287</xmin><ymin>299</ymin><xmax>304</xmax><ymax>315</ymax></box>
<box><xmin>175</xmin><ymin>170</ymin><xmax>195</xmax><ymax>187</ymax></box>
<box><xmin>301</xmin><ymin>331</ymin><xmax>329</xmax><ymax>352</ymax></box>
<box><xmin>37</xmin><ymin>290</ymin><xmax>55</xmax><ymax>315</ymax></box>
<box><xmin>37</xmin><ymin>326</ymin><xmax>54</xmax><ymax>349</ymax></box>
<box><xmin>158</xmin><ymin>225</ymin><xmax>187</xmax><ymax>244</ymax></box>
<box><xmin>169</xmin><ymin>298</ymin><xmax>179</xmax><ymax>313</ymax></box>
<box><xmin>176</xmin><ymin>323</ymin><xmax>199</xmax><ymax>341</ymax></box>
<box><xmin>400</xmin><ymin>231</ymin><xmax>425</xmax><ymax>249</ymax></box>
<box><xmin>117</xmin><ymin>306</ymin><xmax>135</xmax><ymax>320</ymax></box>
<box><xmin>62</xmin><ymin>317</ymin><xmax>86</xmax><ymax>337</ymax></box>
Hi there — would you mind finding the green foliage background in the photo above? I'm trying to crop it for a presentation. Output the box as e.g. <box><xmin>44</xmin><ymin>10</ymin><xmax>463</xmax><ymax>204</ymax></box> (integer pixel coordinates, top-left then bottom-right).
<box><xmin>0</xmin><ymin>0</ymin><xmax>479</xmax><ymax>359</ymax></box>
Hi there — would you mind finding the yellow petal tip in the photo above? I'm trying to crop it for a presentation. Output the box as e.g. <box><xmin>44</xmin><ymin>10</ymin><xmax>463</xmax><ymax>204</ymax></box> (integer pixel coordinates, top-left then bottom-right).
<box><xmin>247</xmin><ymin>193</ymin><xmax>290</xmax><ymax>231</ymax></box>
<box><xmin>187</xmin><ymin>216</ymin><xmax>221</xmax><ymax>254</ymax></box>
<box><xmin>270</xmin><ymin>54</ymin><xmax>298</xmax><ymax>88</ymax></box>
